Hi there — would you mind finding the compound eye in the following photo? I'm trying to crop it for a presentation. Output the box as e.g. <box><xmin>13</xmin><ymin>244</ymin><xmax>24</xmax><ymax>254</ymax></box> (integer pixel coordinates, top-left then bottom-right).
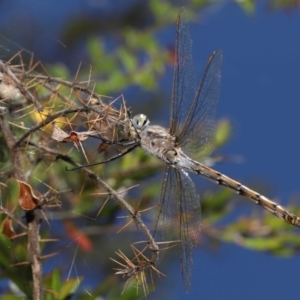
<box><xmin>132</xmin><ymin>114</ymin><xmax>149</xmax><ymax>130</ymax></box>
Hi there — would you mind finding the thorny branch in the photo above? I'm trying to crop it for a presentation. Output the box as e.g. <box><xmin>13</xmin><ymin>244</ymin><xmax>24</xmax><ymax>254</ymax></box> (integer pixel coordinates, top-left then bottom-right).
<box><xmin>0</xmin><ymin>56</ymin><xmax>161</xmax><ymax>297</ymax></box>
<box><xmin>13</xmin><ymin>106</ymin><xmax>89</xmax><ymax>149</ymax></box>
<box><xmin>0</xmin><ymin>60</ymin><xmax>43</xmax><ymax>111</ymax></box>
<box><xmin>31</xmin><ymin>142</ymin><xmax>160</xmax><ymax>272</ymax></box>
<box><xmin>0</xmin><ymin>114</ymin><xmax>43</xmax><ymax>299</ymax></box>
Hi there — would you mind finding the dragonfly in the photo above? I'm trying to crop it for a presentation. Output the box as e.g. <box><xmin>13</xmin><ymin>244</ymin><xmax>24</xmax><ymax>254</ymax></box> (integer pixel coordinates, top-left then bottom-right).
<box><xmin>73</xmin><ymin>7</ymin><xmax>300</xmax><ymax>292</ymax></box>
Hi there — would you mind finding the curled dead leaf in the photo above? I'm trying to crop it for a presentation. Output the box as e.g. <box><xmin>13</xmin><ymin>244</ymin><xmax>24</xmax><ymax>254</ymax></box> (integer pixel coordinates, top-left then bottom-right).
<box><xmin>51</xmin><ymin>123</ymin><xmax>97</xmax><ymax>145</ymax></box>
<box><xmin>17</xmin><ymin>180</ymin><xmax>42</xmax><ymax>211</ymax></box>
<box><xmin>2</xmin><ymin>218</ymin><xmax>15</xmax><ymax>239</ymax></box>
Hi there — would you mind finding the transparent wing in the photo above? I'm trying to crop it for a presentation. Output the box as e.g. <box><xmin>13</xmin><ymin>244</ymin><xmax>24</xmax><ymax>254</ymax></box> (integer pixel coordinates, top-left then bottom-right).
<box><xmin>154</xmin><ymin>166</ymin><xmax>201</xmax><ymax>292</ymax></box>
<box><xmin>170</xmin><ymin>7</ymin><xmax>196</xmax><ymax>139</ymax></box>
<box><xmin>154</xmin><ymin>166</ymin><xmax>179</xmax><ymax>254</ymax></box>
<box><xmin>170</xmin><ymin>8</ymin><xmax>223</xmax><ymax>161</ymax></box>
<box><xmin>180</xmin><ymin>50</ymin><xmax>222</xmax><ymax>161</ymax></box>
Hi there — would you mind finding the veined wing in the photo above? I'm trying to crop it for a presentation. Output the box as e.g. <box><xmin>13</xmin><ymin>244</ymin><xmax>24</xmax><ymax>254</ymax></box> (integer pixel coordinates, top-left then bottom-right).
<box><xmin>154</xmin><ymin>166</ymin><xmax>179</xmax><ymax>257</ymax></box>
<box><xmin>181</xmin><ymin>49</ymin><xmax>222</xmax><ymax>162</ymax></box>
<box><xmin>170</xmin><ymin>7</ymin><xmax>196</xmax><ymax>140</ymax></box>
<box><xmin>170</xmin><ymin>8</ymin><xmax>223</xmax><ymax>162</ymax></box>
<box><xmin>154</xmin><ymin>165</ymin><xmax>201</xmax><ymax>292</ymax></box>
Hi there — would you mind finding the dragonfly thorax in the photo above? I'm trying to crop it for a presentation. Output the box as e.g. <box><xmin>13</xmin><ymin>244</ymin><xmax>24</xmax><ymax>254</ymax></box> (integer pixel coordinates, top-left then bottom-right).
<box><xmin>139</xmin><ymin>125</ymin><xmax>177</xmax><ymax>162</ymax></box>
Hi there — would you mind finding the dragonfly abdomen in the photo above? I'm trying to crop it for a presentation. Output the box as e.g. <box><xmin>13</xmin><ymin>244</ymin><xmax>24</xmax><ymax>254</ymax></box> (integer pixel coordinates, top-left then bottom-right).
<box><xmin>189</xmin><ymin>160</ymin><xmax>300</xmax><ymax>227</ymax></box>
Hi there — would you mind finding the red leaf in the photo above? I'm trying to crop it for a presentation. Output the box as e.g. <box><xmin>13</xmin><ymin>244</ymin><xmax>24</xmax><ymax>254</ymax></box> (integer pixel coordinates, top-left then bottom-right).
<box><xmin>64</xmin><ymin>220</ymin><xmax>93</xmax><ymax>252</ymax></box>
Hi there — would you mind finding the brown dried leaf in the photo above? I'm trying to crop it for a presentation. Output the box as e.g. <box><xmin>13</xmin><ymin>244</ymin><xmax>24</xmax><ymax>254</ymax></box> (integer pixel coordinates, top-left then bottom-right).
<box><xmin>97</xmin><ymin>142</ymin><xmax>110</xmax><ymax>154</ymax></box>
<box><xmin>17</xmin><ymin>180</ymin><xmax>42</xmax><ymax>211</ymax></box>
<box><xmin>51</xmin><ymin>123</ymin><xmax>96</xmax><ymax>145</ymax></box>
<box><xmin>51</xmin><ymin>123</ymin><xmax>69</xmax><ymax>142</ymax></box>
<box><xmin>66</xmin><ymin>131</ymin><xmax>93</xmax><ymax>144</ymax></box>
<box><xmin>2</xmin><ymin>218</ymin><xmax>15</xmax><ymax>239</ymax></box>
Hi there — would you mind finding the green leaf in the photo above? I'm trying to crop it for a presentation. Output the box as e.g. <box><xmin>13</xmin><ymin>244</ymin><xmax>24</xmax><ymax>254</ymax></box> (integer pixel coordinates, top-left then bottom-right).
<box><xmin>236</xmin><ymin>0</ymin><xmax>255</xmax><ymax>14</ymax></box>
<box><xmin>215</xmin><ymin>118</ymin><xmax>232</xmax><ymax>147</ymax></box>
<box><xmin>117</xmin><ymin>48</ymin><xmax>137</xmax><ymax>73</ymax></box>
<box><xmin>58</xmin><ymin>277</ymin><xmax>82</xmax><ymax>300</ymax></box>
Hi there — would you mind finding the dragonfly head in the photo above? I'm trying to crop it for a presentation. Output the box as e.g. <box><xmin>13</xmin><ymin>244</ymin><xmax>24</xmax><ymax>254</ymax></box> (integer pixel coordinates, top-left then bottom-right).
<box><xmin>131</xmin><ymin>114</ymin><xmax>150</xmax><ymax>131</ymax></box>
